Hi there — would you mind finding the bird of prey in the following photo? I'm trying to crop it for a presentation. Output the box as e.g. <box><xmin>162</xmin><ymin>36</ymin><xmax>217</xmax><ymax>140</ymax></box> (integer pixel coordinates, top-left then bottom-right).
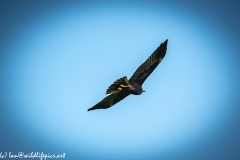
<box><xmin>87</xmin><ymin>39</ymin><xmax>168</xmax><ymax>111</ymax></box>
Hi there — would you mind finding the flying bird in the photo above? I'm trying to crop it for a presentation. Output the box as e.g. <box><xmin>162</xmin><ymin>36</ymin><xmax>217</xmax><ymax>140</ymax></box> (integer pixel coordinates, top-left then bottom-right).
<box><xmin>87</xmin><ymin>39</ymin><xmax>168</xmax><ymax>111</ymax></box>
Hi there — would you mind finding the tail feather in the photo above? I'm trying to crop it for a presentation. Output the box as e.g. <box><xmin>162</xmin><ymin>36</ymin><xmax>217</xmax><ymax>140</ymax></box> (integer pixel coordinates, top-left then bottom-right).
<box><xmin>106</xmin><ymin>76</ymin><xmax>129</xmax><ymax>94</ymax></box>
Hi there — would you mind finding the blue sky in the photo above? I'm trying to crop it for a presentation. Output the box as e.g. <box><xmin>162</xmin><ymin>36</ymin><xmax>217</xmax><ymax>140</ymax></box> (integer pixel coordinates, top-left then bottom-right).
<box><xmin>1</xmin><ymin>0</ymin><xmax>240</xmax><ymax>160</ymax></box>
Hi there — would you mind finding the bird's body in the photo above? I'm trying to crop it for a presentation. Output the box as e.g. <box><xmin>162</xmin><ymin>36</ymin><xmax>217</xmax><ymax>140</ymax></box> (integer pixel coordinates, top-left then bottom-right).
<box><xmin>126</xmin><ymin>82</ymin><xmax>144</xmax><ymax>95</ymax></box>
<box><xmin>88</xmin><ymin>39</ymin><xmax>168</xmax><ymax>111</ymax></box>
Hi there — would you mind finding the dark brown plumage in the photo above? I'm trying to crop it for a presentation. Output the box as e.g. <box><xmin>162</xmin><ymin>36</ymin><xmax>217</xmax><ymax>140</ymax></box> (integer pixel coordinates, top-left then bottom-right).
<box><xmin>88</xmin><ymin>39</ymin><xmax>168</xmax><ymax>111</ymax></box>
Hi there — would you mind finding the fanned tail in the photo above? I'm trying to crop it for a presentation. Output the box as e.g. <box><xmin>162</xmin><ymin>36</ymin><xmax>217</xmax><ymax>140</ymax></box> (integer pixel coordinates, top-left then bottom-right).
<box><xmin>106</xmin><ymin>76</ymin><xmax>129</xmax><ymax>94</ymax></box>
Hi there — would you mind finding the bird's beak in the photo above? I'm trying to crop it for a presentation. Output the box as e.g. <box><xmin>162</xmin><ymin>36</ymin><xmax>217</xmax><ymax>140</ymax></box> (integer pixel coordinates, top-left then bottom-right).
<box><xmin>142</xmin><ymin>89</ymin><xmax>146</xmax><ymax>92</ymax></box>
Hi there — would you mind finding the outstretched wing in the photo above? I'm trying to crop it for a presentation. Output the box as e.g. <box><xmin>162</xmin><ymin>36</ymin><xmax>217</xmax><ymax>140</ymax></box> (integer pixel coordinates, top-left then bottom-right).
<box><xmin>129</xmin><ymin>39</ymin><xmax>168</xmax><ymax>85</ymax></box>
<box><xmin>88</xmin><ymin>91</ymin><xmax>130</xmax><ymax>111</ymax></box>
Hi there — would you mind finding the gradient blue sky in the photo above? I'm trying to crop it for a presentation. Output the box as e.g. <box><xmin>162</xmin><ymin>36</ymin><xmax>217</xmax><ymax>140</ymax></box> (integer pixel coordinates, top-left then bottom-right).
<box><xmin>0</xmin><ymin>0</ymin><xmax>240</xmax><ymax>160</ymax></box>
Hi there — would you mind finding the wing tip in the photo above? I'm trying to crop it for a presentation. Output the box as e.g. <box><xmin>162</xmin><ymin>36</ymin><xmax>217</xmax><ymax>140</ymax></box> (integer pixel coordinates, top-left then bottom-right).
<box><xmin>163</xmin><ymin>39</ymin><xmax>168</xmax><ymax>46</ymax></box>
<box><xmin>87</xmin><ymin>107</ymin><xmax>94</xmax><ymax>111</ymax></box>
<box><xmin>159</xmin><ymin>39</ymin><xmax>168</xmax><ymax>52</ymax></box>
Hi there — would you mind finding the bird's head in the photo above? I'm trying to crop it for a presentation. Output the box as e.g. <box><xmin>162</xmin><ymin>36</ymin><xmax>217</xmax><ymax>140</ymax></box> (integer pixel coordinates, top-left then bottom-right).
<box><xmin>137</xmin><ymin>88</ymin><xmax>146</xmax><ymax>95</ymax></box>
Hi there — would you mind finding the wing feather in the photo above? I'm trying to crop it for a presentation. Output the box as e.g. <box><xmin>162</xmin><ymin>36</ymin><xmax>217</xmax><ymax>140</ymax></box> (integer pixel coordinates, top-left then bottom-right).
<box><xmin>88</xmin><ymin>91</ymin><xmax>130</xmax><ymax>111</ymax></box>
<box><xmin>129</xmin><ymin>39</ymin><xmax>168</xmax><ymax>85</ymax></box>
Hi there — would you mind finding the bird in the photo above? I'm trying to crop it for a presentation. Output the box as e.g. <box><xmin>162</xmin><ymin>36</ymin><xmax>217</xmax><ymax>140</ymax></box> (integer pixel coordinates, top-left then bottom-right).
<box><xmin>87</xmin><ymin>39</ymin><xmax>168</xmax><ymax>111</ymax></box>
